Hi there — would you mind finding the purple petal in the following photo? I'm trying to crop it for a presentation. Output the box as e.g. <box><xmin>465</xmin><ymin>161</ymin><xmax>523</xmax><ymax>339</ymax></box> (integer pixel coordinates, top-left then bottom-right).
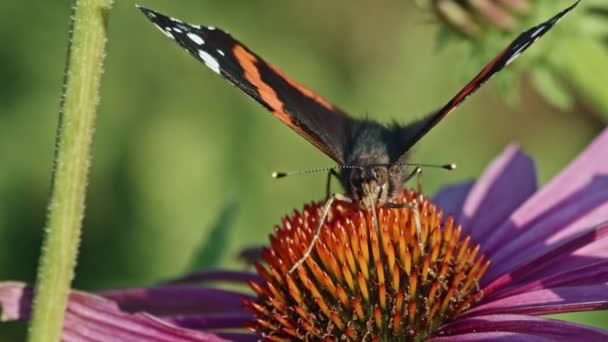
<box><xmin>483</xmin><ymin>222</ymin><xmax>608</xmax><ymax>294</ymax></box>
<box><xmin>64</xmin><ymin>293</ymin><xmax>232</xmax><ymax>342</ymax></box>
<box><xmin>426</xmin><ymin>332</ymin><xmax>555</xmax><ymax>342</ymax></box>
<box><xmin>484</xmin><ymin>186</ymin><xmax>608</xmax><ymax>281</ymax></box>
<box><xmin>464</xmin><ymin>284</ymin><xmax>608</xmax><ymax>317</ymax></box>
<box><xmin>433</xmin><ymin>180</ymin><xmax>474</xmax><ymax>220</ymax></box>
<box><xmin>458</xmin><ymin>145</ymin><xmax>536</xmax><ymax>241</ymax></box>
<box><xmin>429</xmin><ymin>332</ymin><xmax>553</xmax><ymax>342</ymax></box>
<box><xmin>216</xmin><ymin>333</ymin><xmax>258</xmax><ymax>342</ymax></box>
<box><xmin>435</xmin><ymin>314</ymin><xmax>608</xmax><ymax>341</ymax></box>
<box><xmin>0</xmin><ymin>282</ymin><xmax>232</xmax><ymax>342</ymax></box>
<box><xmin>518</xmin><ymin>229</ymin><xmax>608</xmax><ymax>284</ymax></box>
<box><xmin>163</xmin><ymin>312</ymin><xmax>252</xmax><ymax>330</ymax></box>
<box><xmin>163</xmin><ymin>269</ymin><xmax>263</xmax><ymax>285</ymax></box>
<box><xmin>491</xmin><ymin>260</ymin><xmax>608</xmax><ymax>300</ymax></box>
<box><xmin>480</xmin><ymin>129</ymin><xmax>608</xmax><ymax>280</ymax></box>
<box><xmin>0</xmin><ymin>282</ymin><xmax>29</xmax><ymax>321</ymax></box>
<box><xmin>98</xmin><ymin>285</ymin><xmax>254</xmax><ymax>316</ymax></box>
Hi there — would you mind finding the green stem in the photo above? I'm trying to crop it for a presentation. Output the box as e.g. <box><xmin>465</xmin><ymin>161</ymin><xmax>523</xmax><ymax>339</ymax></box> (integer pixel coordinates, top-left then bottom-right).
<box><xmin>28</xmin><ymin>0</ymin><xmax>112</xmax><ymax>341</ymax></box>
<box><xmin>547</xmin><ymin>35</ymin><xmax>608</xmax><ymax>121</ymax></box>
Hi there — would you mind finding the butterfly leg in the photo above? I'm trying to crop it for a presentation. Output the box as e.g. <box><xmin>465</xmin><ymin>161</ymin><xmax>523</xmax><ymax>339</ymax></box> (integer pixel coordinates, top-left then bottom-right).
<box><xmin>403</xmin><ymin>166</ymin><xmax>423</xmax><ymax>194</ymax></box>
<box><xmin>388</xmin><ymin>168</ymin><xmax>426</xmax><ymax>254</ymax></box>
<box><xmin>325</xmin><ymin>169</ymin><xmax>341</xmax><ymax>200</ymax></box>
<box><xmin>416</xmin><ymin>168</ymin><xmax>423</xmax><ymax>196</ymax></box>
<box><xmin>289</xmin><ymin>193</ymin><xmax>351</xmax><ymax>273</ymax></box>
<box><xmin>386</xmin><ymin>200</ymin><xmax>425</xmax><ymax>255</ymax></box>
<box><xmin>403</xmin><ymin>167</ymin><xmax>425</xmax><ymax>206</ymax></box>
<box><xmin>403</xmin><ymin>166</ymin><xmax>422</xmax><ymax>185</ymax></box>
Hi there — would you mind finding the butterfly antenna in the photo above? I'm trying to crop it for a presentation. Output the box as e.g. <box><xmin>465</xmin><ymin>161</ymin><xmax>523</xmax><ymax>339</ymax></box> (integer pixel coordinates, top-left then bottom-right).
<box><xmin>272</xmin><ymin>165</ymin><xmax>363</xmax><ymax>179</ymax></box>
<box><xmin>392</xmin><ymin>162</ymin><xmax>456</xmax><ymax>171</ymax></box>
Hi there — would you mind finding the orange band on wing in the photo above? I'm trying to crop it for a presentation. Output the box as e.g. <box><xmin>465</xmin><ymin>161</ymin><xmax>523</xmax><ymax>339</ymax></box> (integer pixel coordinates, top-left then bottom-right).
<box><xmin>267</xmin><ymin>64</ymin><xmax>337</xmax><ymax>112</ymax></box>
<box><xmin>450</xmin><ymin>49</ymin><xmax>504</xmax><ymax>106</ymax></box>
<box><xmin>233</xmin><ymin>45</ymin><xmax>287</xmax><ymax>117</ymax></box>
<box><xmin>232</xmin><ymin>44</ymin><xmax>342</xmax><ymax>161</ymax></box>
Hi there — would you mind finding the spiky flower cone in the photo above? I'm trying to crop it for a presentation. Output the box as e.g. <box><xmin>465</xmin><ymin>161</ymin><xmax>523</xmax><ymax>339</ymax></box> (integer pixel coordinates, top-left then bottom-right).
<box><xmin>244</xmin><ymin>190</ymin><xmax>490</xmax><ymax>341</ymax></box>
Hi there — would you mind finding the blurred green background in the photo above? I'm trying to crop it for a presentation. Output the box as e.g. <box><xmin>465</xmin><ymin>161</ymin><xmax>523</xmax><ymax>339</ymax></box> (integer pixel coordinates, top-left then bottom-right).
<box><xmin>0</xmin><ymin>0</ymin><xmax>605</xmax><ymax>338</ymax></box>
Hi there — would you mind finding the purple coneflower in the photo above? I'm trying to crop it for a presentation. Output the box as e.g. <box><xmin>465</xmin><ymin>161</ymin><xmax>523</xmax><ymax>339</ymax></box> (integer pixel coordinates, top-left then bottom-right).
<box><xmin>2</xmin><ymin>129</ymin><xmax>608</xmax><ymax>340</ymax></box>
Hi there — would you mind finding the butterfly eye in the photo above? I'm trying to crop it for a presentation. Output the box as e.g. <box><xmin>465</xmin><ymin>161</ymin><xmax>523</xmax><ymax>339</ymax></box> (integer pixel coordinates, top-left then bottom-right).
<box><xmin>349</xmin><ymin>169</ymin><xmax>362</xmax><ymax>186</ymax></box>
<box><xmin>373</xmin><ymin>167</ymin><xmax>388</xmax><ymax>186</ymax></box>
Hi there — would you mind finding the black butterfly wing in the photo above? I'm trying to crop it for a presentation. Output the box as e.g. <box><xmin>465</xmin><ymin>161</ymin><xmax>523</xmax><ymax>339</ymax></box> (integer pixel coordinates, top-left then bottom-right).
<box><xmin>393</xmin><ymin>1</ymin><xmax>580</xmax><ymax>165</ymax></box>
<box><xmin>138</xmin><ymin>6</ymin><xmax>355</xmax><ymax>164</ymax></box>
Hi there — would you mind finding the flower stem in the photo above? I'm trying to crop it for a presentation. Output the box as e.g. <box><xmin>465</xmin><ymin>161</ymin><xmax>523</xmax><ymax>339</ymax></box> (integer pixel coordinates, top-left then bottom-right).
<box><xmin>28</xmin><ymin>0</ymin><xmax>113</xmax><ymax>341</ymax></box>
<box><xmin>547</xmin><ymin>35</ymin><xmax>608</xmax><ymax>122</ymax></box>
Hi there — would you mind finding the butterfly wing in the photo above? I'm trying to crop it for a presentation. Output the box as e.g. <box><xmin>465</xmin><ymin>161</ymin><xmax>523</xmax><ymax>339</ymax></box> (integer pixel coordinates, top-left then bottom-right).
<box><xmin>393</xmin><ymin>1</ymin><xmax>580</xmax><ymax>165</ymax></box>
<box><xmin>138</xmin><ymin>6</ymin><xmax>355</xmax><ymax>164</ymax></box>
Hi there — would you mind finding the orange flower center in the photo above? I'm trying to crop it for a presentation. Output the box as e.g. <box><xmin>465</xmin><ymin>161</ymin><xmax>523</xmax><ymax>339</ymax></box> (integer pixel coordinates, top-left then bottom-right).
<box><xmin>244</xmin><ymin>190</ymin><xmax>490</xmax><ymax>341</ymax></box>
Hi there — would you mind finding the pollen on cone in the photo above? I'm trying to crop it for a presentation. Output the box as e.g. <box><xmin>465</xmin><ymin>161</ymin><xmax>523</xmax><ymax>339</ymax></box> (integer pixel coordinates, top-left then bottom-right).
<box><xmin>244</xmin><ymin>190</ymin><xmax>489</xmax><ymax>340</ymax></box>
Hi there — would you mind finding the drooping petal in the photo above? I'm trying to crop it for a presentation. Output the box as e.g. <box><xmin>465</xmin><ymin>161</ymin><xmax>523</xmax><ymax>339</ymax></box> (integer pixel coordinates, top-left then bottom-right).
<box><xmin>433</xmin><ymin>180</ymin><xmax>474</xmax><ymax>220</ymax></box>
<box><xmin>458</xmin><ymin>145</ymin><xmax>536</xmax><ymax>242</ymax></box>
<box><xmin>481</xmin><ymin>129</ymin><xmax>608</xmax><ymax>280</ymax></box>
<box><xmin>0</xmin><ymin>282</ymin><xmax>232</xmax><ymax>342</ymax></box>
<box><xmin>464</xmin><ymin>284</ymin><xmax>608</xmax><ymax>317</ymax></box>
<box><xmin>0</xmin><ymin>282</ymin><xmax>28</xmax><ymax>321</ymax></box>
<box><xmin>485</xmin><ymin>186</ymin><xmax>608</xmax><ymax>281</ymax></box>
<box><xmin>163</xmin><ymin>312</ymin><xmax>252</xmax><ymax>330</ymax></box>
<box><xmin>517</xmin><ymin>229</ymin><xmax>608</xmax><ymax>285</ymax></box>
<box><xmin>490</xmin><ymin>260</ymin><xmax>608</xmax><ymax>300</ymax></box>
<box><xmin>62</xmin><ymin>295</ymin><xmax>231</xmax><ymax>342</ymax></box>
<box><xmin>429</xmin><ymin>331</ymin><xmax>553</xmax><ymax>342</ymax></box>
<box><xmin>483</xmin><ymin>222</ymin><xmax>608</xmax><ymax>294</ymax></box>
<box><xmin>98</xmin><ymin>285</ymin><xmax>255</xmax><ymax>316</ymax></box>
<box><xmin>434</xmin><ymin>314</ymin><xmax>608</xmax><ymax>341</ymax></box>
<box><xmin>215</xmin><ymin>333</ymin><xmax>258</xmax><ymax>342</ymax></box>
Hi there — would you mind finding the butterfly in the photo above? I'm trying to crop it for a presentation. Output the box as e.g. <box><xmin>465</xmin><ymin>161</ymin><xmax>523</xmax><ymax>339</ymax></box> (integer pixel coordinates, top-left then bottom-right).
<box><xmin>138</xmin><ymin>1</ymin><xmax>579</xmax><ymax>271</ymax></box>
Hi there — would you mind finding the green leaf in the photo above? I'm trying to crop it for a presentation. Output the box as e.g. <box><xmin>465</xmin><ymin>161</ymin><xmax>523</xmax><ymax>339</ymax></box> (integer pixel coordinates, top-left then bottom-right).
<box><xmin>530</xmin><ymin>65</ymin><xmax>574</xmax><ymax>110</ymax></box>
<box><xmin>434</xmin><ymin>25</ymin><xmax>455</xmax><ymax>53</ymax></box>
<box><xmin>187</xmin><ymin>198</ymin><xmax>239</xmax><ymax>271</ymax></box>
<box><xmin>548</xmin><ymin>36</ymin><xmax>608</xmax><ymax>122</ymax></box>
<box><xmin>494</xmin><ymin>69</ymin><xmax>519</xmax><ymax>104</ymax></box>
<box><xmin>580</xmin><ymin>14</ymin><xmax>608</xmax><ymax>38</ymax></box>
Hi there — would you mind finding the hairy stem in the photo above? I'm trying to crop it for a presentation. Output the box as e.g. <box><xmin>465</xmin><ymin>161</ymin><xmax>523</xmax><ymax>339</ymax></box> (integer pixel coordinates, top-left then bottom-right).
<box><xmin>28</xmin><ymin>0</ymin><xmax>113</xmax><ymax>341</ymax></box>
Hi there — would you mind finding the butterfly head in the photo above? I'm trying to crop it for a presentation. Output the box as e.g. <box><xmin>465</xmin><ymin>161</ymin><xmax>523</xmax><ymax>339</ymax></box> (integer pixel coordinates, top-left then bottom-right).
<box><xmin>345</xmin><ymin>165</ymin><xmax>394</xmax><ymax>209</ymax></box>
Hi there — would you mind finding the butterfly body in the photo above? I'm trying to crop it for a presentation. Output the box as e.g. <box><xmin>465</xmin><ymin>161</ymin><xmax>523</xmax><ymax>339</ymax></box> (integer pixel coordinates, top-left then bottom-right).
<box><xmin>338</xmin><ymin>120</ymin><xmax>412</xmax><ymax>207</ymax></box>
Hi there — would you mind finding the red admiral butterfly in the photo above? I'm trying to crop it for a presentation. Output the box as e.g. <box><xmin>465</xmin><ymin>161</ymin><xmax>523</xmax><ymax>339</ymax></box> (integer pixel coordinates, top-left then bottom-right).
<box><xmin>138</xmin><ymin>2</ymin><xmax>579</xmax><ymax>271</ymax></box>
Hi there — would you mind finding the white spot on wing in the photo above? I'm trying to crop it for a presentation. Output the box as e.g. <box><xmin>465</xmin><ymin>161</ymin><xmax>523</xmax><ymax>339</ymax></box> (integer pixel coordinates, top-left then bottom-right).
<box><xmin>187</xmin><ymin>33</ymin><xmax>205</xmax><ymax>45</ymax></box>
<box><xmin>505</xmin><ymin>44</ymin><xmax>527</xmax><ymax>66</ymax></box>
<box><xmin>172</xmin><ymin>27</ymin><xmax>183</xmax><ymax>33</ymax></box>
<box><xmin>505</xmin><ymin>53</ymin><xmax>520</xmax><ymax>66</ymax></box>
<box><xmin>198</xmin><ymin>50</ymin><xmax>220</xmax><ymax>74</ymax></box>
<box><xmin>530</xmin><ymin>26</ymin><xmax>545</xmax><ymax>39</ymax></box>
<box><xmin>216</xmin><ymin>49</ymin><xmax>225</xmax><ymax>56</ymax></box>
<box><xmin>552</xmin><ymin>16</ymin><xmax>564</xmax><ymax>25</ymax></box>
<box><xmin>207</xmin><ymin>26</ymin><xmax>216</xmax><ymax>31</ymax></box>
<box><xmin>155</xmin><ymin>24</ymin><xmax>174</xmax><ymax>39</ymax></box>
